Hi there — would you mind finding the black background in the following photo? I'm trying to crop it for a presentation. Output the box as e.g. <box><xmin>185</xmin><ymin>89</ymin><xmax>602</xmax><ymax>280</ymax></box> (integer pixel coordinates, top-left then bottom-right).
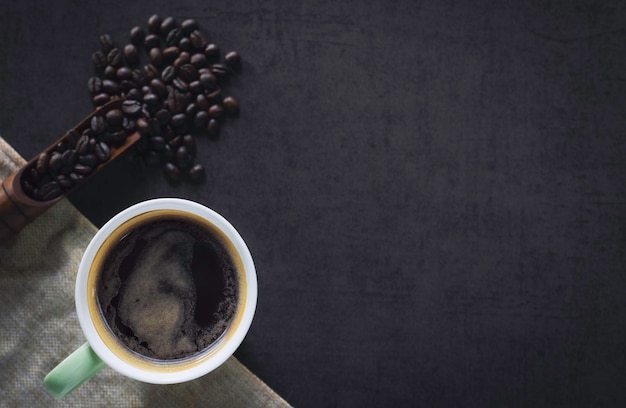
<box><xmin>1</xmin><ymin>1</ymin><xmax>626</xmax><ymax>406</ymax></box>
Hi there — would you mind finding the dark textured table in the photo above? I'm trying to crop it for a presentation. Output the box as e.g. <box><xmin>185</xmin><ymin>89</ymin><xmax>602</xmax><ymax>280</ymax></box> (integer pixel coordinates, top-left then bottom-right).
<box><xmin>1</xmin><ymin>1</ymin><xmax>625</xmax><ymax>406</ymax></box>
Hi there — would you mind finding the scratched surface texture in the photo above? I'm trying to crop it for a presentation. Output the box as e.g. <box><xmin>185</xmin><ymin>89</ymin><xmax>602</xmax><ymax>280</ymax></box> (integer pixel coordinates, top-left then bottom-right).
<box><xmin>1</xmin><ymin>0</ymin><xmax>626</xmax><ymax>406</ymax></box>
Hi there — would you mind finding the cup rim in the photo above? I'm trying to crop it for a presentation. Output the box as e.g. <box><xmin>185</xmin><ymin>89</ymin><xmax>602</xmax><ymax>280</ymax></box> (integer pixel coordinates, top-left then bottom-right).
<box><xmin>75</xmin><ymin>198</ymin><xmax>257</xmax><ymax>384</ymax></box>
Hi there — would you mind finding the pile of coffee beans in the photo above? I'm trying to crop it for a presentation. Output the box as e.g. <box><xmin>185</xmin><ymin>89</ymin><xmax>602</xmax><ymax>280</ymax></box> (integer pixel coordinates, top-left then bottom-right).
<box><xmin>21</xmin><ymin>15</ymin><xmax>242</xmax><ymax>201</ymax></box>
<box><xmin>21</xmin><ymin>108</ymin><xmax>133</xmax><ymax>201</ymax></box>
<box><xmin>88</xmin><ymin>15</ymin><xmax>241</xmax><ymax>183</ymax></box>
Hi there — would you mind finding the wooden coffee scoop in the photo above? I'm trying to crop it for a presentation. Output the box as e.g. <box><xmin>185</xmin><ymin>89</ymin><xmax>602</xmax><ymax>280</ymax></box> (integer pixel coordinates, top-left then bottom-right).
<box><xmin>0</xmin><ymin>100</ymin><xmax>140</xmax><ymax>242</ymax></box>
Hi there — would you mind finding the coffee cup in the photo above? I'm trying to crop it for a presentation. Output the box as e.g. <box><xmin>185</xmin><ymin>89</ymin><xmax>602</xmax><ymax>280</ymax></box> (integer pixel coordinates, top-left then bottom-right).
<box><xmin>44</xmin><ymin>198</ymin><xmax>257</xmax><ymax>398</ymax></box>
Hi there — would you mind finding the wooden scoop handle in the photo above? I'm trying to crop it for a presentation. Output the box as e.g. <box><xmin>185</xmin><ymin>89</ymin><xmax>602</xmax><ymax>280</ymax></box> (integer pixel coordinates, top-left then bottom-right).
<box><xmin>0</xmin><ymin>100</ymin><xmax>140</xmax><ymax>241</ymax></box>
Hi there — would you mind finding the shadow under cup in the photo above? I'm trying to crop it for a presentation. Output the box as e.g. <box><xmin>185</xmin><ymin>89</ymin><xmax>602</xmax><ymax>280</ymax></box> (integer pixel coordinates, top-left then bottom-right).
<box><xmin>77</xmin><ymin>200</ymin><xmax>256</xmax><ymax>384</ymax></box>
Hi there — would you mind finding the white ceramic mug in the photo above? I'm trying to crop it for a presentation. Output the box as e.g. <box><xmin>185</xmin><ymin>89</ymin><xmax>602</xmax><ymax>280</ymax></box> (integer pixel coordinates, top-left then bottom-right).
<box><xmin>44</xmin><ymin>198</ymin><xmax>257</xmax><ymax>398</ymax></box>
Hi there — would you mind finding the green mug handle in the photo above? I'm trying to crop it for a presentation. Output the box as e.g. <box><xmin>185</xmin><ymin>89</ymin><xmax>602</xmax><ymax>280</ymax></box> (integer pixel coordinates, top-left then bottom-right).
<box><xmin>43</xmin><ymin>342</ymin><xmax>106</xmax><ymax>398</ymax></box>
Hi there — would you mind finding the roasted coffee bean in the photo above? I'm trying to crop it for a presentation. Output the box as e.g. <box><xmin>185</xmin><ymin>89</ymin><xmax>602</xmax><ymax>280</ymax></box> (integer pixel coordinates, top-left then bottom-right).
<box><xmin>189</xmin><ymin>30</ymin><xmax>207</xmax><ymax>50</ymax></box>
<box><xmin>166</xmin><ymin>28</ymin><xmax>184</xmax><ymax>47</ymax></box>
<box><xmin>188</xmin><ymin>164</ymin><xmax>205</xmax><ymax>182</ymax></box>
<box><xmin>74</xmin><ymin>164</ymin><xmax>93</xmax><ymax>175</ymax></box>
<box><xmin>193</xmin><ymin>110</ymin><xmax>209</xmax><ymax>128</ymax></box>
<box><xmin>224</xmin><ymin>51</ymin><xmax>241</xmax><ymax>68</ymax></box>
<box><xmin>149</xmin><ymin>78</ymin><xmax>167</xmax><ymax>96</ymax></box>
<box><xmin>56</xmin><ymin>174</ymin><xmax>74</xmax><ymax>189</ymax></box>
<box><xmin>105</xmin><ymin>131</ymin><xmax>127</xmax><ymax>145</ymax></box>
<box><xmin>161</xmin><ymin>65</ymin><xmax>175</xmax><ymax>83</ymax></box>
<box><xmin>204</xmin><ymin>43</ymin><xmax>220</xmax><ymax>59</ymax></box>
<box><xmin>190</xmin><ymin>53</ymin><xmax>208</xmax><ymax>68</ymax></box>
<box><xmin>61</xmin><ymin>149</ymin><xmax>77</xmax><ymax>166</ymax></box>
<box><xmin>122</xmin><ymin>99</ymin><xmax>142</xmax><ymax>116</ymax></box>
<box><xmin>102</xmin><ymin>79</ymin><xmax>119</xmax><ymax>95</ymax></box>
<box><xmin>82</xmin><ymin>127</ymin><xmax>95</xmax><ymax>138</ymax></box>
<box><xmin>208</xmin><ymin>104</ymin><xmax>225</xmax><ymax>119</ymax></box>
<box><xmin>92</xmin><ymin>51</ymin><xmax>107</xmax><ymax>70</ymax></box>
<box><xmin>132</xmin><ymin>68</ymin><xmax>148</xmax><ymax>86</ymax></box>
<box><xmin>136</xmin><ymin>117</ymin><xmax>150</xmax><ymax>135</ymax></box>
<box><xmin>40</xmin><ymin>181</ymin><xmax>62</xmax><ymax>201</ymax></box>
<box><xmin>36</xmin><ymin>152</ymin><xmax>50</xmax><ymax>174</ymax></box>
<box><xmin>180</xmin><ymin>90</ymin><xmax>193</xmax><ymax>107</ymax></box>
<box><xmin>164</xmin><ymin>162</ymin><xmax>181</xmax><ymax>182</ymax></box>
<box><xmin>94</xmin><ymin>142</ymin><xmax>111</xmax><ymax>162</ymax></box>
<box><xmin>107</xmin><ymin>48</ymin><xmax>122</xmax><ymax>68</ymax></box>
<box><xmin>103</xmin><ymin>65</ymin><xmax>117</xmax><ymax>79</ymax></box>
<box><xmin>25</xmin><ymin>167</ymin><xmax>40</xmax><ymax>185</ymax></box>
<box><xmin>181</xmin><ymin>19</ymin><xmax>198</xmax><ymax>34</ymax></box>
<box><xmin>189</xmin><ymin>80</ymin><xmax>203</xmax><ymax>94</ymax></box>
<box><xmin>105</xmin><ymin>109</ymin><xmax>124</xmax><ymax>127</ymax></box>
<box><xmin>91</xmin><ymin>115</ymin><xmax>107</xmax><ymax>133</ymax></box>
<box><xmin>179</xmin><ymin>64</ymin><xmax>198</xmax><ymax>82</ymax></box>
<box><xmin>88</xmin><ymin>137</ymin><xmax>98</xmax><ymax>150</ymax></box>
<box><xmin>199</xmin><ymin>72</ymin><xmax>216</xmax><ymax>89</ymax></box>
<box><xmin>178</xmin><ymin>37</ymin><xmax>192</xmax><ymax>52</ymax></box>
<box><xmin>163</xmin><ymin>46</ymin><xmax>180</xmax><ymax>61</ymax></box>
<box><xmin>167</xmin><ymin>90</ymin><xmax>186</xmax><ymax>112</ymax></box>
<box><xmin>223</xmin><ymin>96</ymin><xmax>239</xmax><ymax>115</ymax></box>
<box><xmin>126</xmin><ymin>88</ymin><xmax>142</xmax><ymax>101</ymax></box>
<box><xmin>66</xmin><ymin>129</ymin><xmax>80</xmax><ymax>147</ymax></box>
<box><xmin>179</xmin><ymin>51</ymin><xmax>192</xmax><ymax>63</ymax></box>
<box><xmin>49</xmin><ymin>152</ymin><xmax>63</xmax><ymax>172</ymax></box>
<box><xmin>148</xmin><ymin>14</ymin><xmax>162</xmax><ymax>33</ymax></box>
<box><xmin>160</xmin><ymin>16</ymin><xmax>177</xmax><ymax>35</ymax></box>
<box><xmin>144</xmin><ymin>64</ymin><xmax>159</xmax><ymax>80</ymax></box>
<box><xmin>185</xmin><ymin>103</ymin><xmax>197</xmax><ymax>121</ymax></box>
<box><xmin>88</xmin><ymin>77</ymin><xmax>102</xmax><ymax>95</ymax></box>
<box><xmin>56</xmin><ymin>140</ymin><xmax>69</xmax><ymax>153</ymax></box>
<box><xmin>205</xmin><ymin>87</ymin><xmax>221</xmax><ymax>102</ymax></box>
<box><xmin>143</xmin><ymin>93</ymin><xmax>159</xmax><ymax>106</ymax></box>
<box><xmin>116</xmin><ymin>67</ymin><xmax>132</xmax><ymax>81</ymax></box>
<box><xmin>149</xmin><ymin>136</ymin><xmax>166</xmax><ymax>151</ymax></box>
<box><xmin>175</xmin><ymin>145</ymin><xmax>193</xmax><ymax>168</ymax></box>
<box><xmin>207</xmin><ymin>118</ymin><xmax>220</xmax><ymax>137</ymax></box>
<box><xmin>170</xmin><ymin>135</ymin><xmax>183</xmax><ymax>148</ymax></box>
<box><xmin>149</xmin><ymin>47</ymin><xmax>164</xmax><ymax>67</ymax></box>
<box><xmin>99</xmin><ymin>34</ymin><xmax>114</xmax><ymax>53</ymax></box>
<box><xmin>76</xmin><ymin>135</ymin><xmax>91</xmax><ymax>155</ymax></box>
<box><xmin>155</xmin><ymin>109</ymin><xmax>171</xmax><ymax>126</ymax></box>
<box><xmin>78</xmin><ymin>153</ymin><xmax>98</xmax><ymax>167</ymax></box>
<box><xmin>210</xmin><ymin>63</ymin><xmax>228</xmax><ymax>77</ymax></box>
<box><xmin>69</xmin><ymin>172</ymin><xmax>84</xmax><ymax>183</ymax></box>
<box><xmin>124</xmin><ymin>44</ymin><xmax>139</xmax><ymax>65</ymax></box>
<box><xmin>195</xmin><ymin>94</ymin><xmax>210</xmax><ymax>110</ymax></box>
<box><xmin>176</xmin><ymin>51</ymin><xmax>191</xmax><ymax>67</ymax></box>
<box><xmin>173</xmin><ymin>77</ymin><xmax>188</xmax><ymax>92</ymax></box>
<box><xmin>93</xmin><ymin>93</ymin><xmax>110</xmax><ymax>106</ymax></box>
<box><xmin>130</xmin><ymin>26</ymin><xmax>145</xmax><ymax>45</ymax></box>
<box><xmin>183</xmin><ymin>134</ymin><xmax>196</xmax><ymax>154</ymax></box>
<box><xmin>123</xmin><ymin>117</ymin><xmax>136</xmax><ymax>132</ymax></box>
<box><xmin>170</xmin><ymin>113</ymin><xmax>187</xmax><ymax>130</ymax></box>
<box><xmin>120</xmin><ymin>80</ymin><xmax>136</xmax><ymax>93</ymax></box>
<box><xmin>173</xmin><ymin>57</ymin><xmax>184</xmax><ymax>70</ymax></box>
<box><xmin>144</xmin><ymin>34</ymin><xmax>160</xmax><ymax>49</ymax></box>
<box><xmin>141</xmin><ymin>104</ymin><xmax>152</xmax><ymax>118</ymax></box>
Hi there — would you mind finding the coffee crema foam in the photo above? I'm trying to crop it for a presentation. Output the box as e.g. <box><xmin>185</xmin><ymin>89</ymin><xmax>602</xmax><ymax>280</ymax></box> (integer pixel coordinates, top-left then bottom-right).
<box><xmin>96</xmin><ymin>216</ymin><xmax>239</xmax><ymax>361</ymax></box>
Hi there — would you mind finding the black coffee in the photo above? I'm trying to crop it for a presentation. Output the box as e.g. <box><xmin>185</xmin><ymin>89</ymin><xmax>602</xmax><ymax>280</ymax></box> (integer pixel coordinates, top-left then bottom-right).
<box><xmin>96</xmin><ymin>214</ymin><xmax>239</xmax><ymax>360</ymax></box>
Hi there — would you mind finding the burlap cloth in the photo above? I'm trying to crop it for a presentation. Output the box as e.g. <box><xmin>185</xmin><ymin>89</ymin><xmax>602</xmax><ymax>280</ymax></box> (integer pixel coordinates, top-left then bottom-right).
<box><xmin>0</xmin><ymin>137</ymin><xmax>291</xmax><ymax>407</ymax></box>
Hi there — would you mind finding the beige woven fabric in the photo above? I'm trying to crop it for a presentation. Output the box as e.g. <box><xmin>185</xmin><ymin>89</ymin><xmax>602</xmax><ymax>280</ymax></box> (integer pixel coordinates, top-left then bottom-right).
<box><xmin>0</xmin><ymin>137</ymin><xmax>290</xmax><ymax>407</ymax></box>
